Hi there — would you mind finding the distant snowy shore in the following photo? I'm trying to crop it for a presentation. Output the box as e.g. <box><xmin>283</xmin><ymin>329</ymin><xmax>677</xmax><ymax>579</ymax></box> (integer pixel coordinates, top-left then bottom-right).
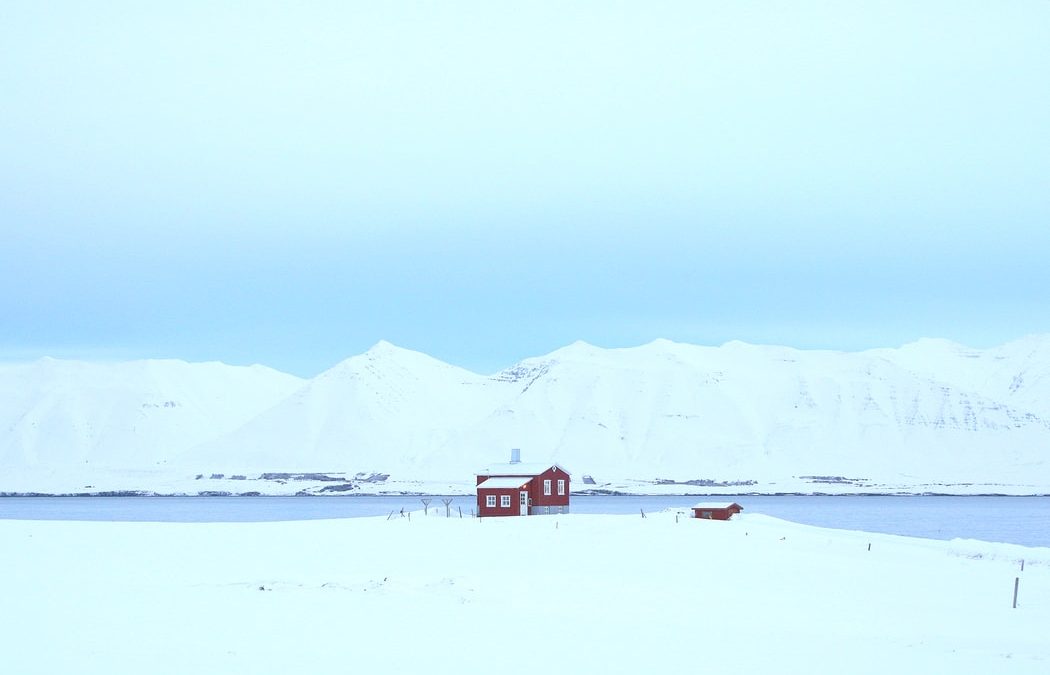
<box><xmin>3</xmin><ymin>469</ymin><xmax>1048</xmax><ymax>497</ymax></box>
<box><xmin>3</xmin><ymin>510</ymin><xmax>1047</xmax><ymax>674</ymax></box>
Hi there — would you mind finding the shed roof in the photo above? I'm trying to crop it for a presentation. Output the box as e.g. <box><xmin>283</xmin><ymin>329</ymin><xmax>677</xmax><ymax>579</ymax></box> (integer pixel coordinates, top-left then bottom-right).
<box><xmin>477</xmin><ymin>477</ymin><xmax>532</xmax><ymax>490</ymax></box>
<box><xmin>691</xmin><ymin>502</ymin><xmax>742</xmax><ymax>510</ymax></box>
<box><xmin>477</xmin><ymin>461</ymin><xmax>572</xmax><ymax>477</ymax></box>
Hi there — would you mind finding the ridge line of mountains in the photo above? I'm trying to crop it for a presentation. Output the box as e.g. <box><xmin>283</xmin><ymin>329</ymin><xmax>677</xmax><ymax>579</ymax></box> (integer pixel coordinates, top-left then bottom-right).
<box><xmin>2</xmin><ymin>335</ymin><xmax>1049</xmax><ymax>495</ymax></box>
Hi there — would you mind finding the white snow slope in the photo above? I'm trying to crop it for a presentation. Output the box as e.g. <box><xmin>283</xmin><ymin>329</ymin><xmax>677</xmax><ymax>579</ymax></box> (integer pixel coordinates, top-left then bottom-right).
<box><xmin>0</xmin><ymin>358</ymin><xmax>303</xmax><ymax>484</ymax></box>
<box><xmin>2</xmin><ymin>511</ymin><xmax>1048</xmax><ymax>674</ymax></box>
<box><xmin>3</xmin><ymin>336</ymin><xmax>1050</xmax><ymax>494</ymax></box>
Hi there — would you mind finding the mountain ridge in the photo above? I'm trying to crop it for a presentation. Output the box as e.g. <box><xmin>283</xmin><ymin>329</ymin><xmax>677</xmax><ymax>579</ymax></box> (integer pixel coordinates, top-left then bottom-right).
<box><xmin>2</xmin><ymin>336</ymin><xmax>1049</xmax><ymax>494</ymax></box>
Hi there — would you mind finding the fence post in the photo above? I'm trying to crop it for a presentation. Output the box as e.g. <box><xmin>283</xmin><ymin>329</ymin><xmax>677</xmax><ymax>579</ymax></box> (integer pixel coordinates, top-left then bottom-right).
<box><xmin>1013</xmin><ymin>577</ymin><xmax>1020</xmax><ymax>609</ymax></box>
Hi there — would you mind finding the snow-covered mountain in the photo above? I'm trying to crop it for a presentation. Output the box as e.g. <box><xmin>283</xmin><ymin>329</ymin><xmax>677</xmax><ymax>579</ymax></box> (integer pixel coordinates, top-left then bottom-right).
<box><xmin>2</xmin><ymin>337</ymin><xmax>1049</xmax><ymax>494</ymax></box>
<box><xmin>474</xmin><ymin>339</ymin><xmax>1050</xmax><ymax>484</ymax></box>
<box><xmin>0</xmin><ymin>358</ymin><xmax>303</xmax><ymax>471</ymax></box>
<box><xmin>875</xmin><ymin>335</ymin><xmax>1050</xmax><ymax>419</ymax></box>
<box><xmin>182</xmin><ymin>341</ymin><xmax>509</xmax><ymax>476</ymax></box>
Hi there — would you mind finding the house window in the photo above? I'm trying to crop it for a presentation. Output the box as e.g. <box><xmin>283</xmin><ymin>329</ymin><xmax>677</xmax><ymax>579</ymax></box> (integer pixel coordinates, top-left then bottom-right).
<box><xmin>557</xmin><ymin>479</ymin><xmax>565</xmax><ymax>495</ymax></box>
<box><xmin>544</xmin><ymin>479</ymin><xmax>551</xmax><ymax>495</ymax></box>
<box><xmin>500</xmin><ymin>495</ymin><xmax>511</xmax><ymax>508</ymax></box>
<box><xmin>486</xmin><ymin>495</ymin><xmax>496</xmax><ymax>508</ymax></box>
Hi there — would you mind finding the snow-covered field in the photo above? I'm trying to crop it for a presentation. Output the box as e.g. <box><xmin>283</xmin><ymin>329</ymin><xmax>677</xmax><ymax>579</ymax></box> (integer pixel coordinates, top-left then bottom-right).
<box><xmin>3</xmin><ymin>511</ymin><xmax>1047</xmax><ymax>674</ymax></box>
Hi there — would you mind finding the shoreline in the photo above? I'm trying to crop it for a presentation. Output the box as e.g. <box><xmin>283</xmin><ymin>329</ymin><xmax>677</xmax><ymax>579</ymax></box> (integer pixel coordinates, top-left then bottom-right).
<box><xmin>3</xmin><ymin>490</ymin><xmax>1048</xmax><ymax>498</ymax></box>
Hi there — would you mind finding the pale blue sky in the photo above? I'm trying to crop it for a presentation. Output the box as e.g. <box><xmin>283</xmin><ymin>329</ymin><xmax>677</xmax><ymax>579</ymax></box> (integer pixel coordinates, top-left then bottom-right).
<box><xmin>2</xmin><ymin>1</ymin><xmax>1048</xmax><ymax>376</ymax></box>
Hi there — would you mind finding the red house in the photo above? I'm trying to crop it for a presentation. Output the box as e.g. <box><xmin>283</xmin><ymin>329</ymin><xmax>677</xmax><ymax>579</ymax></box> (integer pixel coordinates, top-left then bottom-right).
<box><xmin>691</xmin><ymin>502</ymin><xmax>743</xmax><ymax>520</ymax></box>
<box><xmin>476</xmin><ymin>449</ymin><xmax>571</xmax><ymax>517</ymax></box>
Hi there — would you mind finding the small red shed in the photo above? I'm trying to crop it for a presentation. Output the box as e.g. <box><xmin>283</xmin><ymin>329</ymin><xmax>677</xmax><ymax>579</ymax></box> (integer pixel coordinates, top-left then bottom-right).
<box><xmin>691</xmin><ymin>502</ymin><xmax>743</xmax><ymax>520</ymax></box>
<box><xmin>476</xmin><ymin>449</ymin><xmax>571</xmax><ymax>518</ymax></box>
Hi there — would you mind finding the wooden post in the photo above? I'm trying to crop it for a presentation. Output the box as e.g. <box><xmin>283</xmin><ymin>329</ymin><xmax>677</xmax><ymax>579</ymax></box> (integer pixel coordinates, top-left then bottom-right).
<box><xmin>1013</xmin><ymin>577</ymin><xmax>1019</xmax><ymax>609</ymax></box>
<box><xmin>458</xmin><ymin>506</ymin><xmax>463</xmax><ymax>518</ymax></box>
<box><xmin>1021</xmin><ymin>559</ymin><xmax>1025</xmax><ymax>572</ymax></box>
<box><xmin>442</xmin><ymin>498</ymin><xmax>453</xmax><ymax>517</ymax></box>
<box><xmin>867</xmin><ymin>543</ymin><xmax>871</xmax><ymax>552</ymax></box>
<box><xmin>421</xmin><ymin>498</ymin><xmax>431</xmax><ymax>515</ymax></box>
<box><xmin>640</xmin><ymin>508</ymin><xmax>646</xmax><ymax>518</ymax></box>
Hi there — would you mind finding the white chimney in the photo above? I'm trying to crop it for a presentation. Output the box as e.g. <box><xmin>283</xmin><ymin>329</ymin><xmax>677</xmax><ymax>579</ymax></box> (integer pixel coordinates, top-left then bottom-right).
<box><xmin>510</xmin><ymin>448</ymin><xmax>521</xmax><ymax>464</ymax></box>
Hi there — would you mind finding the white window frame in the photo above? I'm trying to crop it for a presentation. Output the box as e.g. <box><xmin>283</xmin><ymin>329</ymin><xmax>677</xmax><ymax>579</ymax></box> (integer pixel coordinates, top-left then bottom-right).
<box><xmin>500</xmin><ymin>495</ymin><xmax>511</xmax><ymax>508</ymax></box>
<box><xmin>486</xmin><ymin>495</ymin><xmax>496</xmax><ymax>508</ymax></box>
<box><xmin>557</xmin><ymin>479</ymin><xmax>565</xmax><ymax>495</ymax></box>
<box><xmin>543</xmin><ymin>479</ymin><xmax>552</xmax><ymax>496</ymax></box>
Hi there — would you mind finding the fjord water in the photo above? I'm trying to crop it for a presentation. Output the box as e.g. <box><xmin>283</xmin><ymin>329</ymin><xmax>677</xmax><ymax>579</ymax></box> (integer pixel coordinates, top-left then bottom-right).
<box><xmin>0</xmin><ymin>495</ymin><xmax>1046</xmax><ymax>548</ymax></box>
